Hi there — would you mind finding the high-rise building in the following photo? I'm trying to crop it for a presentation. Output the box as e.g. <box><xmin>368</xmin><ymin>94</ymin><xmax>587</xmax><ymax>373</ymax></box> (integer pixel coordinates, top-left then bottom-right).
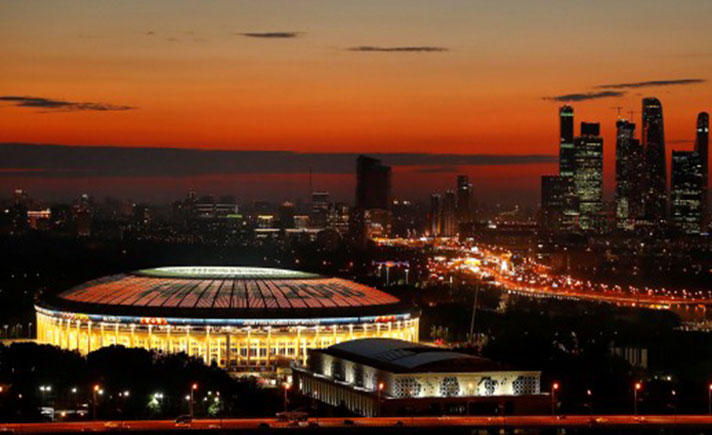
<box><xmin>326</xmin><ymin>203</ymin><xmax>350</xmax><ymax>235</ymax></box>
<box><xmin>642</xmin><ymin>97</ymin><xmax>667</xmax><ymax>222</ymax></box>
<box><xmin>615</xmin><ymin>119</ymin><xmax>644</xmax><ymax>230</ymax></box>
<box><xmin>352</xmin><ymin>156</ymin><xmax>392</xmax><ymax>244</ymax></box>
<box><xmin>573</xmin><ymin>122</ymin><xmax>603</xmax><ymax>230</ymax></box>
<box><xmin>429</xmin><ymin>193</ymin><xmax>442</xmax><ymax>237</ymax></box>
<box><xmin>279</xmin><ymin>201</ymin><xmax>295</xmax><ymax>229</ymax></box>
<box><xmin>540</xmin><ymin>175</ymin><xmax>573</xmax><ymax>231</ymax></box>
<box><xmin>671</xmin><ymin>151</ymin><xmax>703</xmax><ymax>234</ymax></box>
<box><xmin>310</xmin><ymin>191</ymin><xmax>329</xmax><ymax>228</ymax></box>
<box><xmin>355</xmin><ymin>156</ymin><xmax>391</xmax><ymax>210</ymax></box>
<box><xmin>559</xmin><ymin>106</ymin><xmax>575</xmax><ymax>177</ymax></box>
<box><xmin>456</xmin><ymin>175</ymin><xmax>473</xmax><ymax>230</ymax></box>
<box><xmin>696</xmin><ymin>112</ymin><xmax>709</xmax><ymax>222</ymax></box>
<box><xmin>441</xmin><ymin>190</ymin><xmax>457</xmax><ymax>236</ymax></box>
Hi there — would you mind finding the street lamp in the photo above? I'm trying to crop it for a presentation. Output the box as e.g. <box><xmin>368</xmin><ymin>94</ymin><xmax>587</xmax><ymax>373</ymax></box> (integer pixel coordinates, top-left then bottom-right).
<box><xmin>634</xmin><ymin>382</ymin><xmax>642</xmax><ymax>415</ymax></box>
<box><xmin>283</xmin><ymin>383</ymin><xmax>291</xmax><ymax>413</ymax></box>
<box><xmin>39</xmin><ymin>385</ymin><xmax>51</xmax><ymax>405</ymax></box>
<box><xmin>586</xmin><ymin>389</ymin><xmax>593</xmax><ymax>415</ymax></box>
<box><xmin>378</xmin><ymin>382</ymin><xmax>385</xmax><ymax>416</ymax></box>
<box><xmin>190</xmin><ymin>383</ymin><xmax>198</xmax><ymax>419</ymax></box>
<box><xmin>92</xmin><ymin>384</ymin><xmax>101</xmax><ymax>420</ymax></box>
<box><xmin>708</xmin><ymin>384</ymin><xmax>712</xmax><ymax>415</ymax></box>
<box><xmin>551</xmin><ymin>382</ymin><xmax>559</xmax><ymax>416</ymax></box>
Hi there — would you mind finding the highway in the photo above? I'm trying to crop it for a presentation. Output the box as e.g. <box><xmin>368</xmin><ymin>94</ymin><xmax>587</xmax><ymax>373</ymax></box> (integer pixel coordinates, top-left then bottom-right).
<box><xmin>3</xmin><ymin>415</ymin><xmax>712</xmax><ymax>432</ymax></box>
<box><xmin>427</xmin><ymin>242</ymin><xmax>712</xmax><ymax>309</ymax></box>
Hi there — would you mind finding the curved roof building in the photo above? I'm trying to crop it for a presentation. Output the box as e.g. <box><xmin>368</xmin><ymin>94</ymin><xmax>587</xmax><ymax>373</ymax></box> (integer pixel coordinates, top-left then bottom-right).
<box><xmin>35</xmin><ymin>267</ymin><xmax>419</xmax><ymax>371</ymax></box>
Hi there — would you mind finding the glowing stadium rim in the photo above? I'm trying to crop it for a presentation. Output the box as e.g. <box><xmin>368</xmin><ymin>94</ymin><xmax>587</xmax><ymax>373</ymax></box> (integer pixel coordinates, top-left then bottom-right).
<box><xmin>35</xmin><ymin>266</ymin><xmax>415</xmax><ymax>327</ymax></box>
<box><xmin>34</xmin><ymin>305</ymin><xmax>412</xmax><ymax>327</ymax></box>
<box><xmin>134</xmin><ymin>266</ymin><xmax>321</xmax><ymax>280</ymax></box>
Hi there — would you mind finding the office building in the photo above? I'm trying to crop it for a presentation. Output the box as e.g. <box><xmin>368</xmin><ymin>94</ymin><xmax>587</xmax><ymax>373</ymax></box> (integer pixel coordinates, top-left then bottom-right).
<box><xmin>615</xmin><ymin>119</ymin><xmax>644</xmax><ymax>230</ymax></box>
<box><xmin>671</xmin><ymin>151</ymin><xmax>703</xmax><ymax>234</ymax></box>
<box><xmin>456</xmin><ymin>175</ymin><xmax>473</xmax><ymax>229</ymax></box>
<box><xmin>441</xmin><ymin>190</ymin><xmax>457</xmax><ymax>236</ymax></box>
<box><xmin>696</xmin><ymin>112</ymin><xmax>709</xmax><ymax>222</ymax></box>
<box><xmin>642</xmin><ymin>97</ymin><xmax>667</xmax><ymax>222</ymax></box>
<box><xmin>573</xmin><ymin>122</ymin><xmax>604</xmax><ymax>230</ymax></box>
<box><xmin>559</xmin><ymin>106</ymin><xmax>575</xmax><ymax>177</ymax></box>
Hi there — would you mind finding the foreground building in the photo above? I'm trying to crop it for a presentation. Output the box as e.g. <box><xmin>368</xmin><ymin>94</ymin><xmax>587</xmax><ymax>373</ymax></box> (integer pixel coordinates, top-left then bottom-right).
<box><xmin>35</xmin><ymin>267</ymin><xmax>418</xmax><ymax>371</ymax></box>
<box><xmin>293</xmin><ymin>338</ymin><xmax>545</xmax><ymax>417</ymax></box>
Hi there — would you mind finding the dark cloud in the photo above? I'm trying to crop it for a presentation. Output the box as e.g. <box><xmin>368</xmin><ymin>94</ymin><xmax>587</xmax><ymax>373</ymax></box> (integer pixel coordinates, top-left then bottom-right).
<box><xmin>347</xmin><ymin>46</ymin><xmax>448</xmax><ymax>53</ymax></box>
<box><xmin>415</xmin><ymin>165</ymin><xmax>459</xmax><ymax>174</ymax></box>
<box><xmin>0</xmin><ymin>143</ymin><xmax>555</xmax><ymax>178</ymax></box>
<box><xmin>596</xmin><ymin>79</ymin><xmax>706</xmax><ymax>89</ymax></box>
<box><xmin>0</xmin><ymin>96</ymin><xmax>135</xmax><ymax>113</ymax></box>
<box><xmin>543</xmin><ymin>91</ymin><xmax>625</xmax><ymax>102</ymax></box>
<box><xmin>239</xmin><ymin>32</ymin><xmax>300</xmax><ymax>38</ymax></box>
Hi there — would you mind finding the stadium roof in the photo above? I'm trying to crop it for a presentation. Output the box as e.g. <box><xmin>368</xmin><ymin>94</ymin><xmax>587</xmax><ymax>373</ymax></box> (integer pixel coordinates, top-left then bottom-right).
<box><xmin>38</xmin><ymin>266</ymin><xmax>413</xmax><ymax>321</ymax></box>
<box><xmin>320</xmin><ymin>338</ymin><xmax>507</xmax><ymax>373</ymax></box>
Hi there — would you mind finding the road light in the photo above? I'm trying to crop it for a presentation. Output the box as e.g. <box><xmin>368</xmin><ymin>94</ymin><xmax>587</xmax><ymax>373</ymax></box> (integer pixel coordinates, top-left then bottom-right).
<box><xmin>550</xmin><ymin>382</ymin><xmax>560</xmax><ymax>416</ymax></box>
<box><xmin>283</xmin><ymin>383</ymin><xmax>291</xmax><ymax>413</ymax></box>
<box><xmin>92</xmin><ymin>384</ymin><xmax>101</xmax><ymax>420</ymax></box>
<box><xmin>708</xmin><ymin>384</ymin><xmax>712</xmax><ymax>415</ymax></box>
<box><xmin>586</xmin><ymin>389</ymin><xmax>593</xmax><ymax>415</ymax></box>
<box><xmin>378</xmin><ymin>382</ymin><xmax>385</xmax><ymax>416</ymax></box>
<box><xmin>634</xmin><ymin>382</ymin><xmax>642</xmax><ymax>415</ymax></box>
<box><xmin>190</xmin><ymin>383</ymin><xmax>198</xmax><ymax>419</ymax></box>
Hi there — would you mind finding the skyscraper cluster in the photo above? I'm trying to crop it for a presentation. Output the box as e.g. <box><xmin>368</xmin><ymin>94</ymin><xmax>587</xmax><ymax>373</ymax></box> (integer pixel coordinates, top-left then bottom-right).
<box><xmin>541</xmin><ymin>99</ymin><xmax>710</xmax><ymax>234</ymax></box>
<box><xmin>429</xmin><ymin>175</ymin><xmax>473</xmax><ymax>237</ymax></box>
<box><xmin>541</xmin><ymin>106</ymin><xmax>604</xmax><ymax>231</ymax></box>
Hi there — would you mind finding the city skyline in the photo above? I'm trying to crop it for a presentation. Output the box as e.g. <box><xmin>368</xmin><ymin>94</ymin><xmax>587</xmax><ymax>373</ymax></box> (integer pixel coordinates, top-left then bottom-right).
<box><xmin>2</xmin><ymin>1</ymin><xmax>712</xmax><ymax>202</ymax></box>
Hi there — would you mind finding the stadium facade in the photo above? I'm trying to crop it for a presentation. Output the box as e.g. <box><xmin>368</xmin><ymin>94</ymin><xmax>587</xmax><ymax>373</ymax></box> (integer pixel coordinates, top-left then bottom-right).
<box><xmin>35</xmin><ymin>267</ymin><xmax>419</xmax><ymax>370</ymax></box>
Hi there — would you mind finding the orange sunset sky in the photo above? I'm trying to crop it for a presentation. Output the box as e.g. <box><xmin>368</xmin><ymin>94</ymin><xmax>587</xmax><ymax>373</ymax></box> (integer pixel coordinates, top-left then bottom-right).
<box><xmin>1</xmin><ymin>0</ymin><xmax>711</xmax><ymax>203</ymax></box>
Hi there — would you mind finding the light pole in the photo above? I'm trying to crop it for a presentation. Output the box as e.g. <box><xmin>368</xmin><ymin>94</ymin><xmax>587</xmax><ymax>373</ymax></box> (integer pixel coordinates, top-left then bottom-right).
<box><xmin>634</xmin><ymin>382</ymin><xmax>642</xmax><ymax>416</ymax></box>
<box><xmin>92</xmin><ymin>385</ymin><xmax>101</xmax><ymax>420</ymax></box>
<box><xmin>190</xmin><ymin>383</ymin><xmax>198</xmax><ymax>419</ymax></box>
<box><xmin>377</xmin><ymin>382</ymin><xmax>384</xmax><ymax>416</ymax></box>
<box><xmin>551</xmin><ymin>382</ymin><xmax>559</xmax><ymax>416</ymax></box>
<box><xmin>313</xmin><ymin>390</ymin><xmax>319</xmax><ymax>425</ymax></box>
<box><xmin>283</xmin><ymin>383</ymin><xmax>290</xmax><ymax>413</ymax></box>
<box><xmin>39</xmin><ymin>385</ymin><xmax>51</xmax><ymax>405</ymax></box>
<box><xmin>708</xmin><ymin>384</ymin><xmax>712</xmax><ymax>415</ymax></box>
<box><xmin>586</xmin><ymin>389</ymin><xmax>593</xmax><ymax>415</ymax></box>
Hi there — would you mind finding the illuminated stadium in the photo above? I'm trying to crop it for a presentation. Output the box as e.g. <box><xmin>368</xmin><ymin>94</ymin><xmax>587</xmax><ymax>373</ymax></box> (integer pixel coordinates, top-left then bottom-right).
<box><xmin>35</xmin><ymin>266</ymin><xmax>419</xmax><ymax>370</ymax></box>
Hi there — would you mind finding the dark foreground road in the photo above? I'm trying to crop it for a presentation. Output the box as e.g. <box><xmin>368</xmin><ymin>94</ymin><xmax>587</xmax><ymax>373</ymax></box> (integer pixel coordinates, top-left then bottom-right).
<box><xmin>2</xmin><ymin>415</ymin><xmax>712</xmax><ymax>433</ymax></box>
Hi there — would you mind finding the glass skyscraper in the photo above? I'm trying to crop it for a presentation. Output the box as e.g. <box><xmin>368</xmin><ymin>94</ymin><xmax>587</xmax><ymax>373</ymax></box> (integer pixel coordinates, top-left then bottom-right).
<box><xmin>642</xmin><ymin>97</ymin><xmax>667</xmax><ymax>222</ymax></box>
<box><xmin>671</xmin><ymin>151</ymin><xmax>703</xmax><ymax>234</ymax></box>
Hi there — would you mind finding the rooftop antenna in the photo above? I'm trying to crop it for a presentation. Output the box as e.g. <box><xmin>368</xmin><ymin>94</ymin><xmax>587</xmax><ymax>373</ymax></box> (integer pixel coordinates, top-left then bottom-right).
<box><xmin>308</xmin><ymin>167</ymin><xmax>313</xmax><ymax>202</ymax></box>
<box><xmin>612</xmin><ymin>105</ymin><xmax>623</xmax><ymax>119</ymax></box>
